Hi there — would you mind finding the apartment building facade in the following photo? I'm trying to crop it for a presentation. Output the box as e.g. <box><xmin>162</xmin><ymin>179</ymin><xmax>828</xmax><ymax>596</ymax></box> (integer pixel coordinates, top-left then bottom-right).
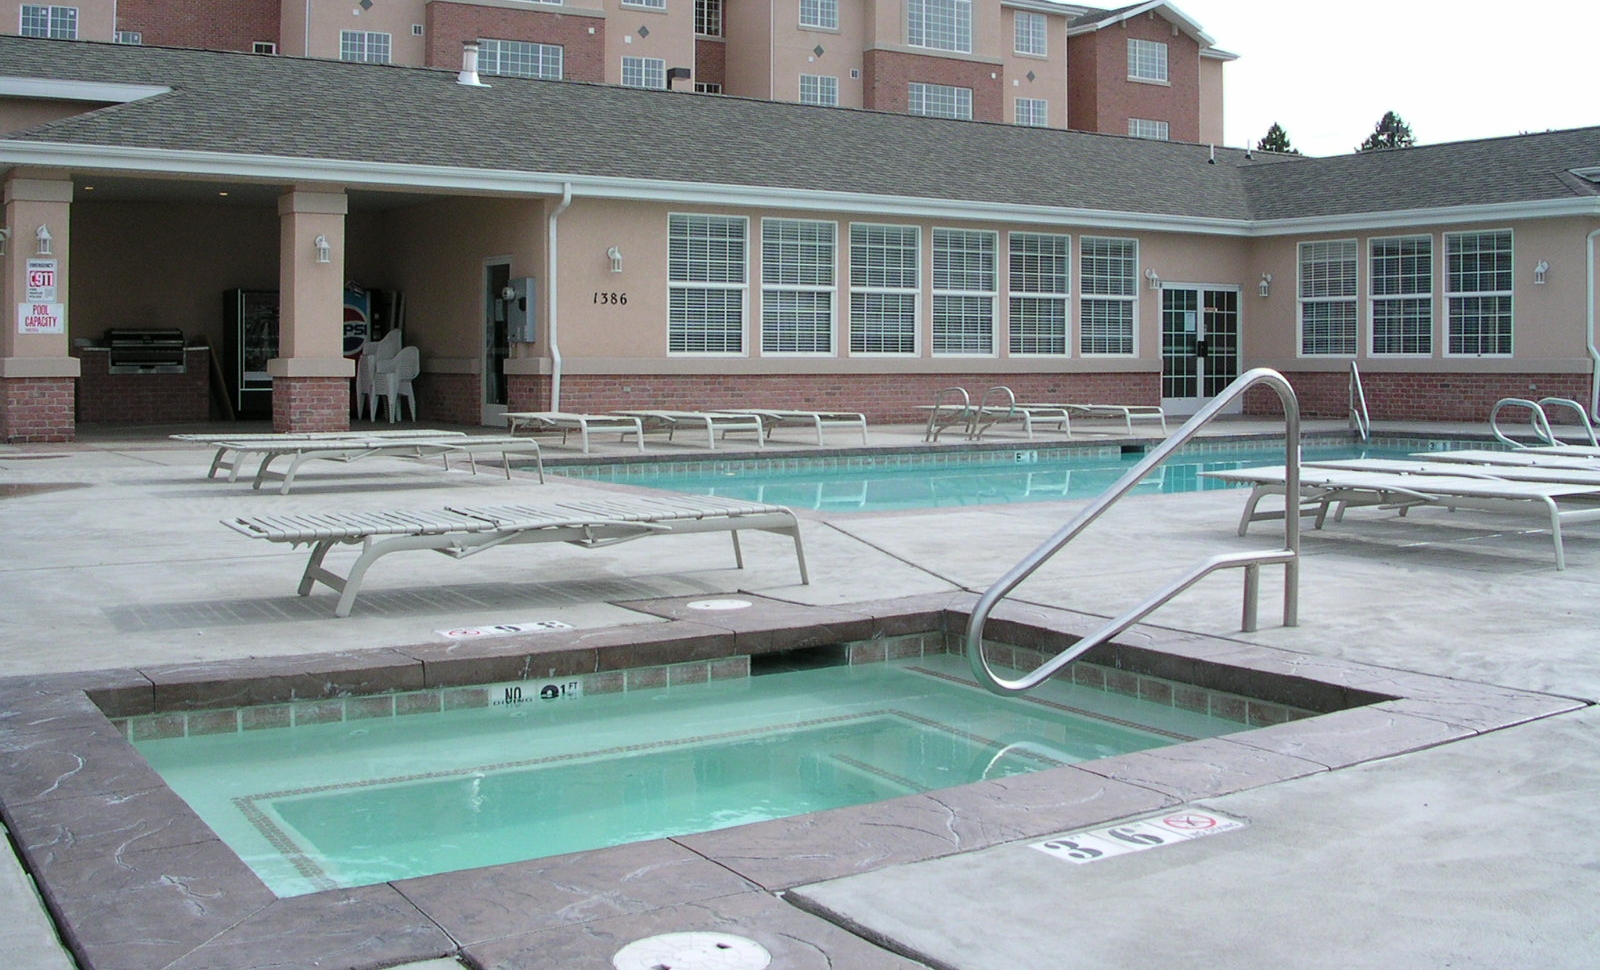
<box><xmin>0</xmin><ymin>0</ymin><xmax>1227</xmax><ymax>140</ymax></box>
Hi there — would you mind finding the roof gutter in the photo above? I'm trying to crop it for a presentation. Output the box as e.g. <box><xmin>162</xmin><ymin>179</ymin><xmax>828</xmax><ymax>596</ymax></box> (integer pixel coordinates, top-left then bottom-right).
<box><xmin>547</xmin><ymin>182</ymin><xmax>572</xmax><ymax>412</ymax></box>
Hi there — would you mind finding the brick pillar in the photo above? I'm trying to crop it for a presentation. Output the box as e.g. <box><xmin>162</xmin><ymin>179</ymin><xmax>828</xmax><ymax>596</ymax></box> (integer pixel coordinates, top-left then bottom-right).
<box><xmin>272</xmin><ymin>376</ymin><xmax>350</xmax><ymax>433</ymax></box>
<box><xmin>269</xmin><ymin>188</ymin><xmax>352</xmax><ymax>432</ymax></box>
<box><xmin>0</xmin><ymin>376</ymin><xmax>75</xmax><ymax>441</ymax></box>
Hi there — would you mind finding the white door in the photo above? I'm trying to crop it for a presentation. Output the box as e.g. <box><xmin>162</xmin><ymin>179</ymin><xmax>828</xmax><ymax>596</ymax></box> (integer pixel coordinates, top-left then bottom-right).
<box><xmin>1161</xmin><ymin>287</ymin><xmax>1241</xmax><ymax>415</ymax></box>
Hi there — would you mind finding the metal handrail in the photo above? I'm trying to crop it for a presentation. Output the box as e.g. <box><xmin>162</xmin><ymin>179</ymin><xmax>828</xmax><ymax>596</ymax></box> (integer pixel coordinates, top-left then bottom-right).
<box><xmin>966</xmin><ymin>368</ymin><xmax>1301</xmax><ymax>696</ymax></box>
<box><xmin>923</xmin><ymin>386</ymin><xmax>972</xmax><ymax>442</ymax></box>
<box><xmin>1348</xmin><ymin>361</ymin><xmax>1371</xmax><ymax>441</ymax></box>
<box><xmin>970</xmin><ymin>385</ymin><xmax>1018</xmax><ymax>440</ymax></box>
<box><xmin>1537</xmin><ymin>397</ymin><xmax>1599</xmax><ymax>447</ymax></box>
<box><xmin>1490</xmin><ymin>397</ymin><xmax>1557</xmax><ymax>448</ymax></box>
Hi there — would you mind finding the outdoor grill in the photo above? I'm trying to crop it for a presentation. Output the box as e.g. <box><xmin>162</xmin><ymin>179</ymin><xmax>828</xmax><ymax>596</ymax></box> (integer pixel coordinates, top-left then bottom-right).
<box><xmin>104</xmin><ymin>328</ymin><xmax>187</xmax><ymax>374</ymax></box>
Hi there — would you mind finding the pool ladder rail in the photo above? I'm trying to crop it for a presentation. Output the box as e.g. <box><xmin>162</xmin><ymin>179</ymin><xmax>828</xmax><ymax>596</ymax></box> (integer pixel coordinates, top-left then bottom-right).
<box><xmin>1490</xmin><ymin>396</ymin><xmax>1599</xmax><ymax>449</ymax></box>
<box><xmin>965</xmin><ymin>368</ymin><xmax>1303</xmax><ymax>696</ymax></box>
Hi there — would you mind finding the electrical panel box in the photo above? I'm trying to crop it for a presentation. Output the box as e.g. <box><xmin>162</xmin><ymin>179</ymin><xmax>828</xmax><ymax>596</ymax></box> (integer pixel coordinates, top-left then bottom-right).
<box><xmin>505</xmin><ymin>277</ymin><xmax>536</xmax><ymax>343</ymax></box>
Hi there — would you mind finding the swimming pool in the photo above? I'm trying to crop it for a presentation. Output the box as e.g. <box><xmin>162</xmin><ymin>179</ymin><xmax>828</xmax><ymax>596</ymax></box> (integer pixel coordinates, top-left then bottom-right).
<box><xmin>132</xmin><ymin>649</ymin><xmax>1264</xmax><ymax>896</ymax></box>
<box><xmin>556</xmin><ymin>437</ymin><xmax>1450</xmax><ymax>511</ymax></box>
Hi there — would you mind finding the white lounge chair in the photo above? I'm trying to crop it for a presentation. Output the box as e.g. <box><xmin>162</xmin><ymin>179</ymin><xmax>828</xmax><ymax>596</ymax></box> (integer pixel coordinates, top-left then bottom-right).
<box><xmin>203</xmin><ymin>433</ymin><xmax>544</xmax><ymax>493</ymax></box>
<box><xmin>1306</xmin><ymin>456</ymin><xmax>1600</xmax><ymax>488</ymax></box>
<box><xmin>1022</xmin><ymin>402</ymin><xmax>1169</xmax><ymax>436</ymax></box>
<box><xmin>224</xmin><ymin>494</ymin><xmax>809</xmax><ymax>616</ymax></box>
<box><xmin>1203</xmin><ymin>464</ymin><xmax>1600</xmax><ymax>569</ymax></box>
<box><xmin>173</xmin><ymin>429</ymin><xmax>470</xmax><ymax>481</ymax></box>
<box><xmin>613</xmin><ymin>409</ymin><xmax>766</xmax><ymax>449</ymax></box>
<box><xmin>1413</xmin><ymin>449</ymin><xmax>1600</xmax><ymax>472</ymax></box>
<box><xmin>503</xmin><ymin>411</ymin><xmax>646</xmax><ymax>453</ymax></box>
<box><xmin>714</xmin><ymin>408</ymin><xmax>869</xmax><ymax>446</ymax></box>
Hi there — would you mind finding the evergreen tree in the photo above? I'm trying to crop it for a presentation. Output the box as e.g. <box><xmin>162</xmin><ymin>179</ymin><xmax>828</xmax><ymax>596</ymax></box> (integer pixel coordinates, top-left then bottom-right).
<box><xmin>1256</xmin><ymin>122</ymin><xmax>1299</xmax><ymax>155</ymax></box>
<box><xmin>1357</xmin><ymin>111</ymin><xmax>1416</xmax><ymax>152</ymax></box>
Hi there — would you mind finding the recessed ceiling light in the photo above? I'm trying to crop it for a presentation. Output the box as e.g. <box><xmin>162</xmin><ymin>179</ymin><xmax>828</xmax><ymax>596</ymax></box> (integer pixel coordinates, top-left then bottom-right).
<box><xmin>218</xmin><ymin>191</ymin><xmax>229</xmax><ymax>197</ymax></box>
<box><xmin>82</xmin><ymin>185</ymin><xmax>95</xmax><ymax>191</ymax></box>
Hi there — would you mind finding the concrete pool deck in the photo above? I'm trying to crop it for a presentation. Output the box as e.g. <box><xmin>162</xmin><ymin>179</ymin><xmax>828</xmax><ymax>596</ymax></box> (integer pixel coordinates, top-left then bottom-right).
<box><xmin>2</xmin><ymin>417</ymin><xmax>1599</xmax><ymax>969</ymax></box>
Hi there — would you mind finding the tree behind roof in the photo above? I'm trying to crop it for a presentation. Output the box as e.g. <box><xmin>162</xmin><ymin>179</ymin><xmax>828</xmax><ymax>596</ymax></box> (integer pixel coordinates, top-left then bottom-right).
<box><xmin>1256</xmin><ymin>122</ymin><xmax>1299</xmax><ymax>155</ymax></box>
<box><xmin>1358</xmin><ymin>111</ymin><xmax>1416</xmax><ymax>152</ymax></box>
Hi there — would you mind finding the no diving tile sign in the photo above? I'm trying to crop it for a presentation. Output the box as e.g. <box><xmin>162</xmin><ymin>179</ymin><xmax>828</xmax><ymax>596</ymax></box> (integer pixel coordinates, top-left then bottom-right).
<box><xmin>1032</xmin><ymin>809</ymin><xmax>1247</xmax><ymax>865</ymax></box>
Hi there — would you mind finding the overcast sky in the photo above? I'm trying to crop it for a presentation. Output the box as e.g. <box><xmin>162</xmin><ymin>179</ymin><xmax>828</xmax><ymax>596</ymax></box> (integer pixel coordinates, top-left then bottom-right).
<box><xmin>1180</xmin><ymin>0</ymin><xmax>1596</xmax><ymax>157</ymax></box>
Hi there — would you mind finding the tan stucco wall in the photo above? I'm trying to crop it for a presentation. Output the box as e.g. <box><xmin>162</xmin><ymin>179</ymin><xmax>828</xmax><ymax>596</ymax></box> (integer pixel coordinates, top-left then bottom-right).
<box><xmin>1199</xmin><ymin>55</ymin><xmax>1225</xmax><ymax>146</ymax></box>
<box><xmin>0</xmin><ymin>97</ymin><xmax>103</xmax><ymax>135</ymax></box>
<box><xmin>0</xmin><ymin>0</ymin><xmax>115</xmax><ymax>41</ymax></box>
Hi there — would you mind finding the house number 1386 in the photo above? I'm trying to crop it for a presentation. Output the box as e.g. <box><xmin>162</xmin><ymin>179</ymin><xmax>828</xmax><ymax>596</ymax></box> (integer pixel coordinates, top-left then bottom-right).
<box><xmin>592</xmin><ymin>292</ymin><xmax>628</xmax><ymax>305</ymax></box>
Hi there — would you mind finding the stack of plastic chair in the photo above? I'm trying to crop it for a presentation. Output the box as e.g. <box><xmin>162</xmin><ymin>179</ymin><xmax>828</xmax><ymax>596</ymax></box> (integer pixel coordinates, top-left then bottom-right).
<box><xmin>355</xmin><ymin>329</ymin><xmax>402</xmax><ymax>420</ymax></box>
<box><xmin>374</xmin><ymin>345</ymin><xmax>420</xmax><ymax>422</ymax></box>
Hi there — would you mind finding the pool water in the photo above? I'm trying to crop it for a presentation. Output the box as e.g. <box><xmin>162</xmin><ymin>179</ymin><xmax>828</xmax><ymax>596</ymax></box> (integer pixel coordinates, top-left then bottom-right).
<box><xmin>560</xmin><ymin>442</ymin><xmax>1426</xmax><ymax>512</ymax></box>
<box><xmin>135</xmin><ymin>654</ymin><xmax>1250</xmax><ymax>896</ymax></box>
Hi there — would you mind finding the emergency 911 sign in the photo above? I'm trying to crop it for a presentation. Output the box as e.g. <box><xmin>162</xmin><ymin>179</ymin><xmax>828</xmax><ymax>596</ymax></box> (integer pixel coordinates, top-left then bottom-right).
<box><xmin>18</xmin><ymin>302</ymin><xmax>65</xmax><ymax>334</ymax></box>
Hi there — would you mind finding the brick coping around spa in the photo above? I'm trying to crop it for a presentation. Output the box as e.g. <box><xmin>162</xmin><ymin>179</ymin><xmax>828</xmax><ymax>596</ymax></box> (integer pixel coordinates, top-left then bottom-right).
<box><xmin>0</xmin><ymin>592</ymin><xmax>1587</xmax><ymax>970</ymax></box>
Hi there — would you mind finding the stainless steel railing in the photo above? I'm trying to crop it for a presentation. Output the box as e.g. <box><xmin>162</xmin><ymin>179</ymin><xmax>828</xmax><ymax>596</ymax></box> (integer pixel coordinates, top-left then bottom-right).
<box><xmin>1348</xmin><ymin>361</ymin><xmax>1371</xmax><ymax>441</ymax></box>
<box><xmin>965</xmin><ymin>368</ymin><xmax>1301</xmax><ymax>696</ymax></box>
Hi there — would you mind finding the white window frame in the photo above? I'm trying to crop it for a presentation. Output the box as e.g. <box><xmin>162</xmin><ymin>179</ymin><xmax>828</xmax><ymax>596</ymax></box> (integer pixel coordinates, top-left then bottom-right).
<box><xmin>800</xmin><ymin>0</ymin><xmax>838</xmax><ymax>30</ymax></box>
<box><xmin>340</xmin><ymin>30</ymin><xmax>391</xmax><ymax>63</ymax></box>
<box><xmin>20</xmin><ymin>5</ymin><xmax>76</xmax><ymax>39</ymax></box>
<box><xmin>1127</xmin><ymin>38</ymin><xmax>1168</xmax><ymax>82</ymax></box>
<box><xmin>1014</xmin><ymin>98</ymin><xmax>1048</xmax><ymax>127</ymax></box>
<box><xmin>1009</xmin><ymin>232</ymin><xmax>1070</xmax><ymax>356</ymax></box>
<box><xmin>1079</xmin><ymin>237</ymin><xmax>1138</xmax><ymax>356</ymax></box>
<box><xmin>932</xmin><ymin>229</ymin><xmax>998</xmax><ymax>357</ymax></box>
<box><xmin>799</xmin><ymin>74</ymin><xmax>839</xmax><ymax>106</ymax></box>
<box><xmin>849</xmin><ymin>223</ymin><xmax>920</xmax><ymax>356</ymax></box>
<box><xmin>1128</xmin><ymin>118</ymin><xmax>1169</xmax><ymax>140</ymax></box>
<box><xmin>1014</xmin><ymin>11</ymin><xmax>1046</xmax><ymax>56</ymax></box>
<box><xmin>1445</xmin><ymin>229</ymin><xmax>1514</xmax><ymax>358</ymax></box>
<box><xmin>623</xmin><ymin>0</ymin><xmax>666</xmax><ymax>8</ymax></box>
<box><xmin>695</xmin><ymin>0</ymin><xmax>722</xmax><ymax>37</ymax></box>
<box><xmin>761</xmin><ymin>219</ymin><xmax>837</xmax><ymax>356</ymax></box>
<box><xmin>909</xmin><ymin>82</ymin><xmax>972</xmax><ymax>120</ymax></box>
<box><xmin>622</xmin><ymin>56</ymin><xmax>666</xmax><ymax>89</ymax></box>
<box><xmin>1298</xmin><ymin>239</ymin><xmax>1359</xmax><ymax>357</ymax></box>
<box><xmin>908</xmin><ymin>0</ymin><xmax>971</xmax><ymax>54</ymax></box>
<box><xmin>115</xmin><ymin>29</ymin><xmax>142</xmax><ymax>44</ymax></box>
<box><xmin>478</xmin><ymin>38</ymin><xmax>563</xmax><ymax>80</ymax></box>
<box><xmin>668</xmin><ymin>214</ymin><xmax>748</xmax><ymax>356</ymax></box>
<box><xmin>1369</xmin><ymin>234</ymin><xmax>1434</xmax><ymax>357</ymax></box>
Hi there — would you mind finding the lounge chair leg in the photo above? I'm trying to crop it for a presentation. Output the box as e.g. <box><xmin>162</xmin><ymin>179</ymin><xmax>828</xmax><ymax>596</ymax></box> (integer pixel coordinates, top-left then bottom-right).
<box><xmin>730</xmin><ymin>530</ymin><xmax>745</xmax><ymax>569</ymax></box>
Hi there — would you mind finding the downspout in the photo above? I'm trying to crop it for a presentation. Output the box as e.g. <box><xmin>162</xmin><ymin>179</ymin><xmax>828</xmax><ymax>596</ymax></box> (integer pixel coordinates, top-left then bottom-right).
<box><xmin>547</xmin><ymin>183</ymin><xmax>573</xmax><ymax>412</ymax></box>
<box><xmin>1588</xmin><ymin>228</ymin><xmax>1600</xmax><ymax>421</ymax></box>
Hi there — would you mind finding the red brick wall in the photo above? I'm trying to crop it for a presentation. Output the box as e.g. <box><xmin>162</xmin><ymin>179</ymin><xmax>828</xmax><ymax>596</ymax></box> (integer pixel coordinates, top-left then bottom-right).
<box><xmin>1066</xmin><ymin>14</ymin><xmax>1200</xmax><ymax>141</ymax></box>
<box><xmin>76</xmin><ymin>349</ymin><xmax>210</xmax><ymax>424</ymax></box>
<box><xmin>695</xmin><ymin>38</ymin><xmax>725</xmax><ymax>90</ymax></box>
<box><xmin>1243</xmin><ymin>371</ymin><xmax>1592</xmax><ymax>422</ymax></box>
<box><xmin>508</xmin><ymin>372</ymin><xmax>1157</xmax><ymax>424</ymax></box>
<box><xmin>416</xmin><ymin>372</ymin><xmax>482</xmax><ymax>425</ymax></box>
<box><xmin>426</xmin><ymin>3</ymin><xmax>606</xmax><ymax>81</ymax></box>
<box><xmin>1</xmin><ymin>377</ymin><xmax>75</xmax><ymax>442</ymax></box>
<box><xmin>863</xmin><ymin>50</ymin><xmax>1003</xmax><ymax>123</ymax></box>
<box><xmin>117</xmin><ymin>0</ymin><xmax>280</xmax><ymax>51</ymax></box>
<box><xmin>272</xmin><ymin>377</ymin><xmax>351</xmax><ymax>433</ymax></box>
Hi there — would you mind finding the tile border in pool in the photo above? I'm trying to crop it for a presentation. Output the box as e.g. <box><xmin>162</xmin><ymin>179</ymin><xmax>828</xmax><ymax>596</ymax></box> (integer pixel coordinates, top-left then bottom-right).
<box><xmin>542</xmin><ymin>431</ymin><xmax>1492</xmax><ymax>484</ymax></box>
<box><xmin>0</xmin><ymin>592</ymin><xmax>1584</xmax><ymax>970</ymax></box>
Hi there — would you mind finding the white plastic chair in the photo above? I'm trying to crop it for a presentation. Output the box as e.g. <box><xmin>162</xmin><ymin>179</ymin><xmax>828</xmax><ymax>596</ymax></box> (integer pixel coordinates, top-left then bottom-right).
<box><xmin>373</xmin><ymin>345</ymin><xmax>419</xmax><ymax>422</ymax></box>
<box><xmin>355</xmin><ymin>330</ymin><xmax>402</xmax><ymax>419</ymax></box>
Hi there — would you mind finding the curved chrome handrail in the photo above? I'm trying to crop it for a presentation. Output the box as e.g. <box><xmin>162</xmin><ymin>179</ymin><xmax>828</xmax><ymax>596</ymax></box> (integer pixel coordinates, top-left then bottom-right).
<box><xmin>1348</xmin><ymin>361</ymin><xmax>1371</xmax><ymax>442</ymax></box>
<box><xmin>966</xmin><ymin>368</ymin><xmax>1301</xmax><ymax>696</ymax></box>
<box><xmin>1490</xmin><ymin>397</ymin><xmax>1556</xmax><ymax>447</ymax></box>
<box><xmin>1537</xmin><ymin>397</ymin><xmax>1599</xmax><ymax>447</ymax></box>
<box><xmin>923</xmin><ymin>386</ymin><xmax>972</xmax><ymax>442</ymax></box>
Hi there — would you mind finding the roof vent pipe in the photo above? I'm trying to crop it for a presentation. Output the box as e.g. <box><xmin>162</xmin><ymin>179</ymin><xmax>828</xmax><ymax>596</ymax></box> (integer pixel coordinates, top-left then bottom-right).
<box><xmin>457</xmin><ymin>41</ymin><xmax>489</xmax><ymax>87</ymax></box>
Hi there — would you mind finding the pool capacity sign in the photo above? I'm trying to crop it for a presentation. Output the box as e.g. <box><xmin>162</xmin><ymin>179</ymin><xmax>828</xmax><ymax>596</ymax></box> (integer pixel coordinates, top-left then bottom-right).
<box><xmin>17</xmin><ymin>259</ymin><xmax>64</xmax><ymax>334</ymax></box>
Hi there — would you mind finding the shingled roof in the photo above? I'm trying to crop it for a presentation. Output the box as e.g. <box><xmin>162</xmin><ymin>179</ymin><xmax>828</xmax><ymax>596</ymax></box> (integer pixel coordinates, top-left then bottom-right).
<box><xmin>3</xmin><ymin>36</ymin><xmax>1599</xmax><ymax>230</ymax></box>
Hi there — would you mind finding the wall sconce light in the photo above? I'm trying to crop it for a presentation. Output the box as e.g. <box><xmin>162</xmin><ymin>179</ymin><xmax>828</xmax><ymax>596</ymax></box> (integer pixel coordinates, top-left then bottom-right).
<box><xmin>1144</xmin><ymin>268</ymin><xmax>1160</xmax><ymax>290</ymax></box>
<box><xmin>313</xmin><ymin>234</ymin><xmax>331</xmax><ymax>264</ymax></box>
<box><xmin>1534</xmin><ymin>260</ymin><xmax>1549</xmax><ymax>285</ymax></box>
<box><xmin>607</xmin><ymin>246</ymin><xmax>623</xmax><ymax>273</ymax></box>
<box><xmin>0</xmin><ymin>227</ymin><xmax>9</xmax><ymax>256</ymax></box>
<box><xmin>1259</xmin><ymin>272</ymin><xmax>1273</xmax><ymax>297</ymax></box>
<box><xmin>35</xmin><ymin>224</ymin><xmax>52</xmax><ymax>255</ymax></box>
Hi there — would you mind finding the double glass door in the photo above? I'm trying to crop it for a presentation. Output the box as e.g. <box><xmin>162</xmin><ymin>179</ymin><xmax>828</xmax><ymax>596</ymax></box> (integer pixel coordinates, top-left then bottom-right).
<box><xmin>1161</xmin><ymin>287</ymin><xmax>1240</xmax><ymax>414</ymax></box>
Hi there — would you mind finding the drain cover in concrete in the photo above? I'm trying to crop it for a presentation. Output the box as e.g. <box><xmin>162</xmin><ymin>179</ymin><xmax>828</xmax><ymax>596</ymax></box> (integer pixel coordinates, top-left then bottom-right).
<box><xmin>685</xmin><ymin>598</ymin><xmax>753</xmax><ymax>611</ymax></box>
<box><xmin>612</xmin><ymin>932</ymin><xmax>771</xmax><ymax>970</ymax></box>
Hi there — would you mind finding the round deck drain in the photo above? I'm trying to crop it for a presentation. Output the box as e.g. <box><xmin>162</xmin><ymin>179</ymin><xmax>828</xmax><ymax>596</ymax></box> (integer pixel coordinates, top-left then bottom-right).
<box><xmin>612</xmin><ymin>932</ymin><xmax>771</xmax><ymax>970</ymax></box>
<box><xmin>685</xmin><ymin>598</ymin><xmax>753</xmax><ymax>611</ymax></box>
